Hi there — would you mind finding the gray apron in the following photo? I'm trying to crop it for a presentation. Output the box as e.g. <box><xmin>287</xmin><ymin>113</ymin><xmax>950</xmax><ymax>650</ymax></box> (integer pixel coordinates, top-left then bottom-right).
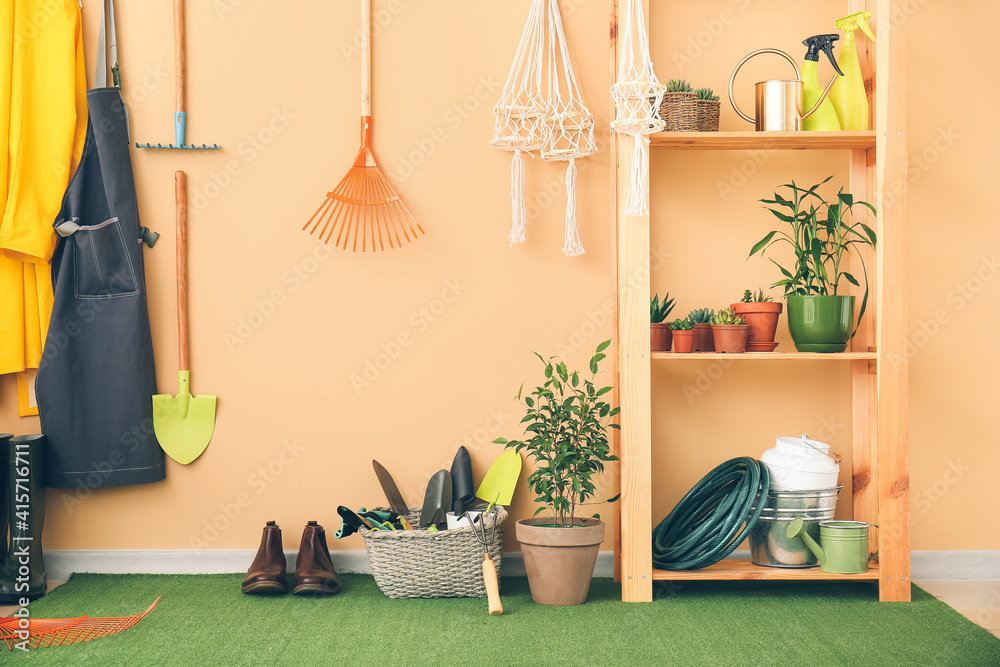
<box><xmin>35</xmin><ymin>0</ymin><xmax>165</xmax><ymax>488</ymax></box>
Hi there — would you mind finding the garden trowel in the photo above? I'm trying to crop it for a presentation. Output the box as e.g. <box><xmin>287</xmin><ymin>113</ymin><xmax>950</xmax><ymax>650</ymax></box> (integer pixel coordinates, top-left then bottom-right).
<box><xmin>476</xmin><ymin>450</ymin><xmax>521</xmax><ymax>510</ymax></box>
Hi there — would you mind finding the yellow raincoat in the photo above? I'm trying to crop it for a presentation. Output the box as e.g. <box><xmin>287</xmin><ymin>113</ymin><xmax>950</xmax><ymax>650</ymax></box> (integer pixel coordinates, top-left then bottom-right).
<box><xmin>0</xmin><ymin>1</ymin><xmax>88</xmax><ymax>414</ymax></box>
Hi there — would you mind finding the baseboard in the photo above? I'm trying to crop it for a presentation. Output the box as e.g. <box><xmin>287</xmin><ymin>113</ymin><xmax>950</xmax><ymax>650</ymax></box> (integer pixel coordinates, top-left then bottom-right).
<box><xmin>41</xmin><ymin>550</ymin><xmax>1000</xmax><ymax>582</ymax></box>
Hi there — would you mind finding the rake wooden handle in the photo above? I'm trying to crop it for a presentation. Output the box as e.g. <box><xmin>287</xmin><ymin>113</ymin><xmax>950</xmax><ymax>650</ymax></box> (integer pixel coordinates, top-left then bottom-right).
<box><xmin>175</xmin><ymin>171</ymin><xmax>189</xmax><ymax>372</ymax></box>
<box><xmin>174</xmin><ymin>0</ymin><xmax>186</xmax><ymax>113</ymax></box>
<box><xmin>361</xmin><ymin>0</ymin><xmax>371</xmax><ymax>116</ymax></box>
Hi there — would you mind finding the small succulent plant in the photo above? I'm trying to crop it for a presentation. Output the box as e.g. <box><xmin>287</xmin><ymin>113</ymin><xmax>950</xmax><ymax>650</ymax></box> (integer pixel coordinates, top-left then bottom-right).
<box><xmin>711</xmin><ymin>307</ymin><xmax>746</xmax><ymax>326</ymax></box>
<box><xmin>668</xmin><ymin>318</ymin><xmax>695</xmax><ymax>331</ymax></box>
<box><xmin>740</xmin><ymin>288</ymin><xmax>774</xmax><ymax>303</ymax></box>
<box><xmin>695</xmin><ymin>87</ymin><xmax>720</xmax><ymax>101</ymax></box>
<box><xmin>665</xmin><ymin>78</ymin><xmax>693</xmax><ymax>93</ymax></box>
<box><xmin>650</xmin><ymin>294</ymin><xmax>676</xmax><ymax>324</ymax></box>
<box><xmin>687</xmin><ymin>308</ymin><xmax>714</xmax><ymax>324</ymax></box>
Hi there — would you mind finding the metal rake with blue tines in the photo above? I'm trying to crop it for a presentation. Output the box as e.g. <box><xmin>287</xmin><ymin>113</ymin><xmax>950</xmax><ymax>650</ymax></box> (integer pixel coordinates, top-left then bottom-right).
<box><xmin>136</xmin><ymin>0</ymin><xmax>219</xmax><ymax>150</ymax></box>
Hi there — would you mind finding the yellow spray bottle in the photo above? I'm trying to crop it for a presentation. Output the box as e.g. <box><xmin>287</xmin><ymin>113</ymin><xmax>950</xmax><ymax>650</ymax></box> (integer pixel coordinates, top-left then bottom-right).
<box><xmin>830</xmin><ymin>11</ymin><xmax>876</xmax><ymax>130</ymax></box>
<box><xmin>801</xmin><ymin>34</ymin><xmax>844</xmax><ymax>132</ymax></box>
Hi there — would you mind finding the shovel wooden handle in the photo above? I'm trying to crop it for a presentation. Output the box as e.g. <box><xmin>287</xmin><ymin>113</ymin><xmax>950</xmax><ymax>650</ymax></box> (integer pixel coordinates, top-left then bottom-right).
<box><xmin>174</xmin><ymin>0</ymin><xmax>186</xmax><ymax>114</ymax></box>
<box><xmin>175</xmin><ymin>171</ymin><xmax>189</xmax><ymax>372</ymax></box>
<box><xmin>483</xmin><ymin>553</ymin><xmax>503</xmax><ymax>616</ymax></box>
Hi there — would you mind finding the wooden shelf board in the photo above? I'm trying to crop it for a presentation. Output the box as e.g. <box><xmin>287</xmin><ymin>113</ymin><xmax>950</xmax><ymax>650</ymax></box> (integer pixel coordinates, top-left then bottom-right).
<box><xmin>650</xmin><ymin>131</ymin><xmax>877</xmax><ymax>151</ymax></box>
<box><xmin>653</xmin><ymin>352</ymin><xmax>878</xmax><ymax>361</ymax></box>
<box><xmin>652</xmin><ymin>561</ymin><xmax>881</xmax><ymax>581</ymax></box>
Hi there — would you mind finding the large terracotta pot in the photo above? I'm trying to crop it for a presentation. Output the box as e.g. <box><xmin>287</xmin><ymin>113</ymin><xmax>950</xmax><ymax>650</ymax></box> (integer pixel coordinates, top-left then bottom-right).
<box><xmin>650</xmin><ymin>323</ymin><xmax>672</xmax><ymax>352</ymax></box>
<box><xmin>710</xmin><ymin>324</ymin><xmax>749</xmax><ymax>353</ymax></box>
<box><xmin>731</xmin><ymin>301</ymin><xmax>783</xmax><ymax>344</ymax></box>
<box><xmin>516</xmin><ymin>518</ymin><xmax>604</xmax><ymax>606</ymax></box>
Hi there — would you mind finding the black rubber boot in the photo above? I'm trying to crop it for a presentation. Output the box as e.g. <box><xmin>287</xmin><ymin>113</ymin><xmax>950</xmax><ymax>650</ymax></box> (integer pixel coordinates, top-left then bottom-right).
<box><xmin>0</xmin><ymin>434</ymin><xmax>10</xmax><ymax>580</ymax></box>
<box><xmin>0</xmin><ymin>435</ymin><xmax>47</xmax><ymax>603</ymax></box>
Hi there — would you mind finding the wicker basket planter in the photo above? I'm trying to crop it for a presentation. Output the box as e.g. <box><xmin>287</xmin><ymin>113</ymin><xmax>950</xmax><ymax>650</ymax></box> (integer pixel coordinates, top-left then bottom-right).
<box><xmin>362</xmin><ymin>506</ymin><xmax>506</xmax><ymax>599</ymax></box>
<box><xmin>658</xmin><ymin>92</ymin><xmax>697</xmax><ymax>131</ymax></box>
<box><xmin>696</xmin><ymin>99</ymin><xmax>720</xmax><ymax>132</ymax></box>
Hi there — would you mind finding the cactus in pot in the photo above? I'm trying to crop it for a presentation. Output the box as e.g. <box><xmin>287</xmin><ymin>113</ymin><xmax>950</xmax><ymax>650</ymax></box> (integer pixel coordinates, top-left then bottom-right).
<box><xmin>650</xmin><ymin>294</ymin><xmax>676</xmax><ymax>352</ymax></box>
<box><xmin>733</xmin><ymin>288</ymin><xmax>782</xmax><ymax>351</ymax></box>
<box><xmin>668</xmin><ymin>318</ymin><xmax>696</xmax><ymax>353</ymax></box>
<box><xmin>687</xmin><ymin>308</ymin><xmax>715</xmax><ymax>352</ymax></box>
<box><xmin>710</xmin><ymin>307</ymin><xmax>749</xmax><ymax>353</ymax></box>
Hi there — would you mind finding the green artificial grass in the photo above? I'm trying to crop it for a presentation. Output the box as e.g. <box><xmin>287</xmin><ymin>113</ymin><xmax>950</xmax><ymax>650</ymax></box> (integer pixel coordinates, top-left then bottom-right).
<box><xmin>8</xmin><ymin>574</ymin><xmax>999</xmax><ymax>666</ymax></box>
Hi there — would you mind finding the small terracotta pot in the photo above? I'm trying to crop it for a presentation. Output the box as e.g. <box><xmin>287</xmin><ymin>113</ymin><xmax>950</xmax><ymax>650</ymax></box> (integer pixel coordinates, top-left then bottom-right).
<box><xmin>650</xmin><ymin>323</ymin><xmax>673</xmax><ymax>352</ymax></box>
<box><xmin>516</xmin><ymin>518</ymin><xmax>604</xmax><ymax>606</ymax></box>
<box><xmin>692</xmin><ymin>323</ymin><xmax>715</xmax><ymax>352</ymax></box>
<box><xmin>711</xmin><ymin>324</ymin><xmax>749</xmax><ymax>353</ymax></box>
<box><xmin>731</xmin><ymin>302</ymin><xmax>783</xmax><ymax>344</ymax></box>
<box><xmin>671</xmin><ymin>329</ymin><xmax>696</xmax><ymax>353</ymax></box>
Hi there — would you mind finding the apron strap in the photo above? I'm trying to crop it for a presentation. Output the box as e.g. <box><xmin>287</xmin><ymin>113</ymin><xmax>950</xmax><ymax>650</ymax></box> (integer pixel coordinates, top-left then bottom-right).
<box><xmin>54</xmin><ymin>219</ymin><xmax>81</xmax><ymax>238</ymax></box>
<box><xmin>56</xmin><ymin>217</ymin><xmax>159</xmax><ymax>248</ymax></box>
<box><xmin>95</xmin><ymin>0</ymin><xmax>120</xmax><ymax>89</ymax></box>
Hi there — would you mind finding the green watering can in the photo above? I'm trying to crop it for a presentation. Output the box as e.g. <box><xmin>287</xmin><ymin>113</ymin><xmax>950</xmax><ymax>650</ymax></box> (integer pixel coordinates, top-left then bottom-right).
<box><xmin>786</xmin><ymin>518</ymin><xmax>877</xmax><ymax>574</ymax></box>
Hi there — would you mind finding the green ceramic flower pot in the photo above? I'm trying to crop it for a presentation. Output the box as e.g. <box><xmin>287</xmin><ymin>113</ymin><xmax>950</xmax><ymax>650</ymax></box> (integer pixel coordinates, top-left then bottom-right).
<box><xmin>786</xmin><ymin>295</ymin><xmax>855</xmax><ymax>353</ymax></box>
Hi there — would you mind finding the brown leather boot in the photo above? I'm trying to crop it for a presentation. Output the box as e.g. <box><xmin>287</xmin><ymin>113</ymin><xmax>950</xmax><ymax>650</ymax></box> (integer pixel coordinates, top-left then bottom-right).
<box><xmin>242</xmin><ymin>521</ymin><xmax>287</xmax><ymax>594</ymax></box>
<box><xmin>293</xmin><ymin>521</ymin><xmax>339</xmax><ymax>595</ymax></box>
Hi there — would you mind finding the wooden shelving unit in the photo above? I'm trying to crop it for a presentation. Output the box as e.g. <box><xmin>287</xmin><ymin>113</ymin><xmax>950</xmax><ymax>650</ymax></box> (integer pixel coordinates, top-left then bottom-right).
<box><xmin>653</xmin><ymin>352</ymin><xmax>878</xmax><ymax>361</ymax></box>
<box><xmin>651</xmin><ymin>561</ymin><xmax>881</xmax><ymax>582</ymax></box>
<box><xmin>611</xmin><ymin>0</ymin><xmax>910</xmax><ymax>603</ymax></box>
<box><xmin>650</xmin><ymin>130</ymin><xmax>876</xmax><ymax>151</ymax></box>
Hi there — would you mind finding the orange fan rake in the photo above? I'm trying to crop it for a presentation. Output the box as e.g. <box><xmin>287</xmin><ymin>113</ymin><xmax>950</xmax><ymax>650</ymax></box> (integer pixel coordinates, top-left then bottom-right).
<box><xmin>303</xmin><ymin>117</ymin><xmax>422</xmax><ymax>251</ymax></box>
<box><xmin>1</xmin><ymin>597</ymin><xmax>160</xmax><ymax>650</ymax></box>
<box><xmin>303</xmin><ymin>0</ymin><xmax>423</xmax><ymax>252</ymax></box>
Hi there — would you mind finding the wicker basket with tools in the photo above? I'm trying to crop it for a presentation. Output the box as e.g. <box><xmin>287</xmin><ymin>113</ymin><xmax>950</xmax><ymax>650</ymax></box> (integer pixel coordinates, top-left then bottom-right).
<box><xmin>658</xmin><ymin>79</ymin><xmax>697</xmax><ymax>132</ymax></box>
<box><xmin>695</xmin><ymin>87</ymin><xmax>721</xmax><ymax>132</ymax></box>
<box><xmin>362</xmin><ymin>506</ymin><xmax>506</xmax><ymax>599</ymax></box>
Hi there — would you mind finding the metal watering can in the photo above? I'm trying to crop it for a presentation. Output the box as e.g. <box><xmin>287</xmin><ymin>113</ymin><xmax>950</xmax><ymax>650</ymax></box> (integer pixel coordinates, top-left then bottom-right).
<box><xmin>786</xmin><ymin>518</ymin><xmax>877</xmax><ymax>574</ymax></box>
<box><xmin>728</xmin><ymin>48</ymin><xmax>839</xmax><ymax>131</ymax></box>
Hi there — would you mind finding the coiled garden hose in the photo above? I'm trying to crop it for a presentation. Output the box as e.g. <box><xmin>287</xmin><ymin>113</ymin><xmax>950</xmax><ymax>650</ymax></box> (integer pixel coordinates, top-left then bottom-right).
<box><xmin>651</xmin><ymin>457</ymin><xmax>770</xmax><ymax>570</ymax></box>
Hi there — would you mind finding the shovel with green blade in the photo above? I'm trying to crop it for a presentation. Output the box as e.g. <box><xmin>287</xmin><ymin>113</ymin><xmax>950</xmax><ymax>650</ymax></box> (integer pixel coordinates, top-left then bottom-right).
<box><xmin>152</xmin><ymin>171</ymin><xmax>216</xmax><ymax>465</ymax></box>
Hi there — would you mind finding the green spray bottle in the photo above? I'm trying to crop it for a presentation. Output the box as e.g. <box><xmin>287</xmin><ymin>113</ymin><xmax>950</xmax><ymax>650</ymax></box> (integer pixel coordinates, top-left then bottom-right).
<box><xmin>830</xmin><ymin>11</ymin><xmax>876</xmax><ymax>130</ymax></box>
<box><xmin>801</xmin><ymin>34</ymin><xmax>844</xmax><ymax>131</ymax></box>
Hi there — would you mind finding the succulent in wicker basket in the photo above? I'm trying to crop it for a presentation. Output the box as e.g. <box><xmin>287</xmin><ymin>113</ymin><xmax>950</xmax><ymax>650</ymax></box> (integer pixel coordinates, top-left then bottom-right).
<box><xmin>659</xmin><ymin>79</ymin><xmax>697</xmax><ymax>131</ymax></box>
<box><xmin>694</xmin><ymin>87</ymin><xmax>721</xmax><ymax>132</ymax></box>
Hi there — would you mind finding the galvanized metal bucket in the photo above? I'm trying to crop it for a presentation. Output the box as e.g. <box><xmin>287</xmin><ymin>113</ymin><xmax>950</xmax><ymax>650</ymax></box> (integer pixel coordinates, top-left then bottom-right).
<box><xmin>750</xmin><ymin>486</ymin><xmax>841</xmax><ymax>568</ymax></box>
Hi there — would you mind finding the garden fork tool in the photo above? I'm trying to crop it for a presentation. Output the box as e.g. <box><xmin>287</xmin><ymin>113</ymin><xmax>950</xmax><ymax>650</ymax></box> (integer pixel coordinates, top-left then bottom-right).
<box><xmin>464</xmin><ymin>508</ymin><xmax>503</xmax><ymax>616</ymax></box>
<box><xmin>136</xmin><ymin>0</ymin><xmax>220</xmax><ymax>150</ymax></box>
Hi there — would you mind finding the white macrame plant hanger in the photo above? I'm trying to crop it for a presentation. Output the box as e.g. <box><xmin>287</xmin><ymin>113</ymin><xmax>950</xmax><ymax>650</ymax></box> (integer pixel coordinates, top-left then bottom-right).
<box><xmin>491</xmin><ymin>0</ymin><xmax>547</xmax><ymax>248</ymax></box>
<box><xmin>493</xmin><ymin>0</ymin><xmax>597</xmax><ymax>256</ymax></box>
<box><xmin>611</xmin><ymin>0</ymin><xmax>664</xmax><ymax>217</ymax></box>
<box><xmin>541</xmin><ymin>0</ymin><xmax>596</xmax><ymax>257</ymax></box>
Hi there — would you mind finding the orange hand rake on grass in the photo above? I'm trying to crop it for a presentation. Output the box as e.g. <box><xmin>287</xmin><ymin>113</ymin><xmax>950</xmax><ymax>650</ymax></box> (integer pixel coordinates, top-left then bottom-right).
<box><xmin>1</xmin><ymin>597</ymin><xmax>160</xmax><ymax>650</ymax></box>
<box><xmin>303</xmin><ymin>0</ymin><xmax>423</xmax><ymax>252</ymax></box>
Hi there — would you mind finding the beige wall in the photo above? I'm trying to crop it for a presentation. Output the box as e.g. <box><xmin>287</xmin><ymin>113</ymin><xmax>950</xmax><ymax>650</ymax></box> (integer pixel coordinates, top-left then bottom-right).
<box><xmin>0</xmin><ymin>0</ymin><xmax>995</xmax><ymax>554</ymax></box>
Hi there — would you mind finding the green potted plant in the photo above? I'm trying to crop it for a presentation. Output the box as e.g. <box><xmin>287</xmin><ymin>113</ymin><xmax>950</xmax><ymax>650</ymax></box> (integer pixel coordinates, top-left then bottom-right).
<box><xmin>494</xmin><ymin>341</ymin><xmax>619</xmax><ymax>606</ymax></box>
<box><xmin>732</xmin><ymin>288</ymin><xmax>782</xmax><ymax>352</ymax></box>
<box><xmin>687</xmin><ymin>308</ymin><xmax>715</xmax><ymax>352</ymax></box>
<box><xmin>710</xmin><ymin>307</ymin><xmax>748</xmax><ymax>353</ymax></box>
<box><xmin>650</xmin><ymin>293</ymin><xmax>676</xmax><ymax>352</ymax></box>
<box><xmin>668</xmin><ymin>318</ymin><xmax>696</xmax><ymax>353</ymax></box>
<box><xmin>749</xmin><ymin>178</ymin><xmax>877</xmax><ymax>352</ymax></box>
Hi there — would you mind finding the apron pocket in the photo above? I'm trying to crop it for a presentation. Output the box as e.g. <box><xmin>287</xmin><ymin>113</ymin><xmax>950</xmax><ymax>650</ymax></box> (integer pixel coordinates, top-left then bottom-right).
<box><xmin>73</xmin><ymin>217</ymin><xmax>139</xmax><ymax>298</ymax></box>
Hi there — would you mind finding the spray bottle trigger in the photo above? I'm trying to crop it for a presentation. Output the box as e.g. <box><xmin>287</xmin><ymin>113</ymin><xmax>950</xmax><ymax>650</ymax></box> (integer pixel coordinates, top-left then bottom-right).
<box><xmin>822</xmin><ymin>42</ymin><xmax>845</xmax><ymax>77</ymax></box>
